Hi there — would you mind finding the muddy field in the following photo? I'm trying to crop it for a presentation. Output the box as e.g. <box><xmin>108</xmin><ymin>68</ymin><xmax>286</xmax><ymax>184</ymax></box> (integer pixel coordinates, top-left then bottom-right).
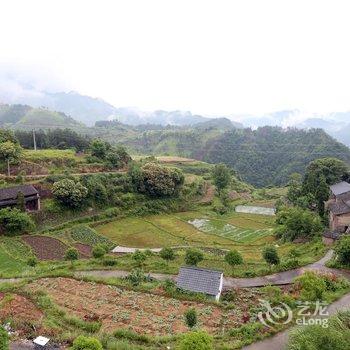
<box><xmin>25</xmin><ymin>278</ymin><xmax>261</xmax><ymax>336</ymax></box>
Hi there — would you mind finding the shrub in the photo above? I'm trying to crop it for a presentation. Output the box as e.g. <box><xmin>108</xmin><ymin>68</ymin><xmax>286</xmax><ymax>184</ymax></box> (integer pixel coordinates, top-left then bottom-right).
<box><xmin>132</xmin><ymin>250</ymin><xmax>147</xmax><ymax>267</ymax></box>
<box><xmin>52</xmin><ymin>179</ymin><xmax>88</xmax><ymax>208</ymax></box>
<box><xmin>185</xmin><ymin>249</ymin><xmax>204</xmax><ymax>266</ymax></box>
<box><xmin>225</xmin><ymin>250</ymin><xmax>243</xmax><ymax>271</ymax></box>
<box><xmin>184</xmin><ymin>308</ymin><xmax>198</xmax><ymax>329</ymax></box>
<box><xmin>335</xmin><ymin>235</ymin><xmax>350</xmax><ymax>266</ymax></box>
<box><xmin>0</xmin><ymin>207</ymin><xmax>35</xmax><ymax>236</ymax></box>
<box><xmin>287</xmin><ymin>311</ymin><xmax>350</xmax><ymax>350</ymax></box>
<box><xmin>178</xmin><ymin>331</ymin><xmax>213</xmax><ymax>350</ymax></box>
<box><xmin>71</xmin><ymin>335</ymin><xmax>102</xmax><ymax>350</ymax></box>
<box><xmin>0</xmin><ymin>326</ymin><xmax>9</xmax><ymax>350</ymax></box>
<box><xmin>160</xmin><ymin>247</ymin><xmax>175</xmax><ymax>264</ymax></box>
<box><xmin>126</xmin><ymin>268</ymin><xmax>146</xmax><ymax>286</ymax></box>
<box><xmin>65</xmin><ymin>247</ymin><xmax>79</xmax><ymax>262</ymax></box>
<box><xmin>102</xmin><ymin>258</ymin><xmax>117</xmax><ymax>266</ymax></box>
<box><xmin>92</xmin><ymin>244</ymin><xmax>106</xmax><ymax>259</ymax></box>
<box><xmin>27</xmin><ymin>256</ymin><xmax>38</xmax><ymax>267</ymax></box>
<box><xmin>294</xmin><ymin>271</ymin><xmax>326</xmax><ymax>301</ymax></box>
<box><xmin>262</xmin><ymin>246</ymin><xmax>280</xmax><ymax>266</ymax></box>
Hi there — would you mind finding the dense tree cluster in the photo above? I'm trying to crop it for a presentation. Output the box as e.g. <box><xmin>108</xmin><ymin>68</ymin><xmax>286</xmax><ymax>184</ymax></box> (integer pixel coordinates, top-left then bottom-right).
<box><xmin>130</xmin><ymin>162</ymin><xmax>184</xmax><ymax>197</ymax></box>
<box><xmin>15</xmin><ymin>128</ymin><xmax>90</xmax><ymax>152</ymax></box>
<box><xmin>0</xmin><ymin>207</ymin><xmax>35</xmax><ymax>236</ymax></box>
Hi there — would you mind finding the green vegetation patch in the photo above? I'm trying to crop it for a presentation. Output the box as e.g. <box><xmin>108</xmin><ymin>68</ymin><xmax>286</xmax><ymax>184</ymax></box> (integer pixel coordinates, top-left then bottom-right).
<box><xmin>70</xmin><ymin>225</ymin><xmax>115</xmax><ymax>249</ymax></box>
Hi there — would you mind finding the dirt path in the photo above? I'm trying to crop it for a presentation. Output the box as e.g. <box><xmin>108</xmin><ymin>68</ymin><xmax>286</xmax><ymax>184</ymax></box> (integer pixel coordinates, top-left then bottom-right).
<box><xmin>76</xmin><ymin>250</ymin><xmax>348</xmax><ymax>289</ymax></box>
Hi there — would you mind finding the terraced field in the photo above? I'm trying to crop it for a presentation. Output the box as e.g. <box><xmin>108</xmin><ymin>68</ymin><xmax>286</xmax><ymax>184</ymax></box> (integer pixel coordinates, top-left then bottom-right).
<box><xmin>95</xmin><ymin>210</ymin><xmax>275</xmax><ymax>248</ymax></box>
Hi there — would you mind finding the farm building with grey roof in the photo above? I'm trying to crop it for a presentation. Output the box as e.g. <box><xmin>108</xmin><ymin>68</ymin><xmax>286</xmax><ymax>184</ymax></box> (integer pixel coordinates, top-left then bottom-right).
<box><xmin>176</xmin><ymin>266</ymin><xmax>223</xmax><ymax>301</ymax></box>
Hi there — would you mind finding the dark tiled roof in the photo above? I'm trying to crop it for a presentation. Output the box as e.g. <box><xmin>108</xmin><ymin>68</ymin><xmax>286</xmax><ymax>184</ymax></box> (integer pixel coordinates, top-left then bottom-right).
<box><xmin>0</xmin><ymin>185</ymin><xmax>38</xmax><ymax>201</ymax></box>
<box><xmin>323</xmin><ymin>230</ymin><xmax>342</xmax><ymax>239</ymax></box>
<box><xmin>330</xmin><ymin>182</ymin><xmax>350</xmax><ymax>196</ymax></box>
<box><xmin>177</xmin><ymin>266</ymin><xmax>223</xmax><ymax>296</ymax></box>
<box><xmin>329</xmin><ymin>201</ymin><xmax>350</xmax><ymax>215</ymax></box>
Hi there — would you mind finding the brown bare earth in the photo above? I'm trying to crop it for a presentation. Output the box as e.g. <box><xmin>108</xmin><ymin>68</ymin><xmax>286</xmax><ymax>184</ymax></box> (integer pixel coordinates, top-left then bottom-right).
<box><xmin>22</xmin><ymin>236</ymin><xmax>68</xmax><ymax>260</ymax></box>
<box><xmin>73</xmin><ymin>243</ymin><xmax>93</xmax><ymax>258</ymax></box>
<box><xmin>25</xmin><ymin>278</ymin><xmax>262</xmax><ymax>336</ymax></box>
<box><xmin>0</xmin><ymin>294</ymin><xmax>43</xmax><ymax>336</ymax></box>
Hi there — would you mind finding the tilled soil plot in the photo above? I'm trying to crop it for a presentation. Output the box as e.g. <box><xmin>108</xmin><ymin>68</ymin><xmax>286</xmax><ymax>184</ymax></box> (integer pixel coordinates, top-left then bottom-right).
<box><xmin>22</xmin><ymin>236</ymin><xmax>68</xmax><ymax>260</ymax></box>
<box><xmin>25</xmin><ymin>277</ymin><xmax>261</xmax><ymax>336</ymax></box>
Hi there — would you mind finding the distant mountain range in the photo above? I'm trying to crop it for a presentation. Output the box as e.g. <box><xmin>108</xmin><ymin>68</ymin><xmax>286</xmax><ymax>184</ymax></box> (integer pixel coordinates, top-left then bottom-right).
<box><xmin>0</xmin><ymin>77</ymin><xmax>350</xmax><ymax>146</ymax></box>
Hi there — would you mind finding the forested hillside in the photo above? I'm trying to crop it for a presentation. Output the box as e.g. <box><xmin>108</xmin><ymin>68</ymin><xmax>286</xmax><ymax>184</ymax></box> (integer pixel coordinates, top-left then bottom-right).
<box><xmin>122</xmin><ymin>126</ymin><xmax>350</xmax><ymax>187</ymax></box>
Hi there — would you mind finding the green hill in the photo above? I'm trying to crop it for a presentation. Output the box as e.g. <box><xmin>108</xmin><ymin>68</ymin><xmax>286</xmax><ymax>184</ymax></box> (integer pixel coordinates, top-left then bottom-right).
<box><xmin>0</xmin><ymin>104</ymin><xmax>81</xmax><ymax>129</ymax></box>
<box><xmin>119</xmin><ymin>125</ymin><xmax>350</xmax><ymax>187</ymax></box>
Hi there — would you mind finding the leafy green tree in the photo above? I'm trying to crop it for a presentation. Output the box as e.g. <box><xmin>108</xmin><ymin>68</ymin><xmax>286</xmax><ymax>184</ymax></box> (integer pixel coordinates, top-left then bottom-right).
<box><xmin>133</xmin><ymin>163</ymin><xmax>184</xmax><ymax>197</ymax></box>
<box><xmin>335</xmin><ymin>236</ymin><xmax>350</xmax><ymax>266</ymax></box>
<box><xmin>212</xmin><ymin>163</ymin><xmax>232</xmax><ymax>193</ymax></box>
<box><xmin>52</xmin><ymin>179</ymin><xmax>88</xmax><ymax>208</ymax></box>
<box><xmin>92</xmin><ymin>244</ymin><xmax>106</xmax><ymax>259</ymax></box>
<box><xmin>132</xmin><ymin>250</ymin><xmax>147</xmax><ymax>267</ymax></box>
<box><xmin>90</xmin><ymin>139</ymin><xmax>109</xmax><ymax>159</ymax></box>
<box><xmin>71</xmin><ymin>335</ymin><xmax>102</xmax><ymax>350</ymax></box>
<box><xmin>286</xmin><ymin>173</ymin><xmax>302</xmax><ymax>205</ymax></box>
<box><xmin>262</xmin><ymin>246</ymin><xmax>280</xmax><ymax>266</ymax></box>
<box><xmin>160</xmin><ymin>247</ymin><xmax>175</xmax><ymax>265</ymax></box>
<box><xmin>303</xmin><ymin>157</ymin><xmax>350</xmax><ymax>192</ymax></box>
<box><xmin>65</xmin><ymin>247</ymin><xmax>79</xmax><ymax>265</ymax></box>
<box><xmin>16</xmin><ymin>191</ymin><xmax>25</xmax><ymax>212</ymax></box>
<box><xmin>275</xmin><ymin>206</ymin><xmax>323</xmax><ymax>241</ymax></box>
<box><xmin>315</xmin><ymin>174</ymin><xmax>329</xmax><ymax>217</ymax></box>
<box><xmin>0</xmin><ymin>326</ymin><xmax>9</xmax><ymax>350</ymax></box>
<box><xmin>184</xmin><ymin>308</ymin><xmax>197</xmax><ymax>329</ymax></box>
<box><xmin>0</xmin><ymin>208</ymin><xmax>35</xmax><ymax>236</ymax></box>
<box><xmin>185</xmin><ymin>249</ymin><xmax>204</xmax><ymax>266</ymax></box>
<box><xmin>105</xmin><ymin>146</ymin><xmax>131</xmax><ymax>168</ymax></box>
<box><xmin>225</xmin><ymin>250</ymin><xmax>243</xmax><ymax>272</ymax></box>
<box><xmin>178</xmin><ymin>331</ymin><xmax>213</xmax><ymax>350</ymax></box>
<box><xmin>0</xmin><ymin>141</ymin><xmax>22</xmax><ymax>176</ymax></box>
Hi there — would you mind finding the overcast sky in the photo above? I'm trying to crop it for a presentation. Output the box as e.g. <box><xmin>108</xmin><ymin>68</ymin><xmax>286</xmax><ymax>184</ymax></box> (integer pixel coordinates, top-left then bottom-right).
<box><xmin>1</xmin><ymin>0</ymin><xmax>350</xmax><ymax>116</ymax></box>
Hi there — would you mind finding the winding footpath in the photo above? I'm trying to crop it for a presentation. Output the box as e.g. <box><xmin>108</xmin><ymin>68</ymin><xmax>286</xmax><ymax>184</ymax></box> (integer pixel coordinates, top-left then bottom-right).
<box><xmin>75</xmin><ymin>249</ymin><xmax>350</xmax><ymax>289</ymax></box>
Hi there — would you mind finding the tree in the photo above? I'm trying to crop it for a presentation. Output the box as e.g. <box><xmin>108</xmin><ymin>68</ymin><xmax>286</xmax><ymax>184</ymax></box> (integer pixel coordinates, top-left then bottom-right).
<box><xmin>0</xmin><ymin>326</ymin><xmax>9</xmax><ymax>350</ymax></box>
<box><xmin>184</xmin><ymin>308</ymin><xmax>197</xmax><ymax>329</ymax></box>
<box><xmin>275</xmin><ymin>206</ymin><xmax>323</xmax><ymax>242</ymax></box>
<box><xmin>315</xmin><ymin>174</ymin><xmax>329</xmax><ymax>217</ymax></box>
<box><xmin>286</xmin><ymin>173</ymin><xmax>302</xmax><ymax>205</ymax></box>
<box><xmin>335</xmin><ymin>235</ymin><xmax>350</xmax><ymax>266</ymax></box>
<box><xmin>132</xmin><ymin>250</ymin><xmax>147</xmax><ymax>267</ymax></box>
<box><xmin>160</xmin><ymin>247</ymin><xmax>175</xmax><ymax>265</ymax></box>
<box><xmin>0</xmin><ymin>141</ymin><xmax>22</xmax><ymax>176</ymax></box>
<box><xmin>71</xmin><ymin>335</ymin><xmax>103</xmax><ymax>350</ymax></box>
<box><xmin>212</xmin><ymin>163</ymin><xmax>231</xmax><ymax>193</ymax></box>
<box><xmin>178</xmin><ymin>331</ymin><xmax>213</xmax><ymax>350</ymax></box>
<box><xmin>225</xmin><ymin>250</ymin><xmax>243</xmax><ymax>272</ymax></box>
<box><xmin>90</xmin><ymin>139</ymin><xmax>109</xmax><ymax>159</ymax></box>
<box><xmin>185</xmin><ymin>249</ymin><xmax>204</xmax><ymax>266</ymax></box>
<box><xmin>303</xmin><ymin>158</ymin><xmax>350</xmax><ymax>192</ymax></box>
<box><xmin>16</xmin><ymin>191</ymin><xmax>25</xmax><ymax>212</ymax></box>
<box><xmin>0</xmin><ymin>208</ymin><xmax>35</xmax><ymax>236</ymax></box>
<box><xmin>105</xmin><ymin>146</ymin><xmax>131</xmax><ymax>169</ymax></box>
<box><xmin>262</xmin><ymin>246</ymin><xmax>280</xmax><ymax>266</ymax></box>
<box><xmin>133</xmin><ymin>163</ymin><xmax>184</xmax><ymax>197</ymax></box>
<box><xmin>65</xmin><ymin>247</ymin><xmax>79</xmax><ymax>266</ymax></box>
<box><xmin>92</xmin><ymin>244</ymin><xmax>106</xmax><ymax>259</ymax></box>
<box><xmin>52</xmin><ymin>179</ymin><xmax>88</xmax><ymax>208</ymax></box>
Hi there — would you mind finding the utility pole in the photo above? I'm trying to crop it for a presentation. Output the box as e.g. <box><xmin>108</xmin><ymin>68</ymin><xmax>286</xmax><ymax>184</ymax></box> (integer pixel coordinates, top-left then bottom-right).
<box><xmin>33</xmin><ymin>129</ymin><xmax>37</xmax><ymax>151</ymax></box>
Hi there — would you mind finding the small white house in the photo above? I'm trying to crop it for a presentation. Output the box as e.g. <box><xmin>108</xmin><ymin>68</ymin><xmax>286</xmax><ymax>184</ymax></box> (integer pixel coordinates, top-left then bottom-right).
<box><xmin>176</xmin><ymin>266</ymin><xmax>224</xmax><ymax>301</ymax></box>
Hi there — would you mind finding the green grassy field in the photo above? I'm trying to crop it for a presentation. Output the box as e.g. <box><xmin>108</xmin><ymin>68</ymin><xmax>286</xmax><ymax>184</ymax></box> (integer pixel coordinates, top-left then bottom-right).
<box><xmin>96</xmin><ymin>210</ymin><xmax>276</xmax><ymax>247</ymax></box>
